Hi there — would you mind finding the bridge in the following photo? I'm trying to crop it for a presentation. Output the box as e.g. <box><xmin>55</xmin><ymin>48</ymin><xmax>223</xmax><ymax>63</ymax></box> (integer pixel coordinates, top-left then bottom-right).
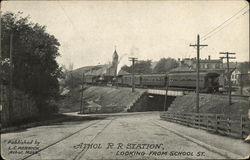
<box><xmin>147</xmin><ymin>89</ymin><xmax>186</xmax><ymax>96</ymax></box>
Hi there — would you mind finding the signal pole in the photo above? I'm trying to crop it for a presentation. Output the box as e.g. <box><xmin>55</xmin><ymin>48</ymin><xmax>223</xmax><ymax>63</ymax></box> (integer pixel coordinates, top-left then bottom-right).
<box><xmin>129</xmin><ymin>57</ymin><xmax>138</xmax><ymax>92</ymax></box>
<box><xmin>220</xmin><ymin>52</ymin><xmax>236</xmax><ymax>105</ymax></box>
<box><xmin>190</xmin><ymin>34</ymin><xmax>208</xmax><ymax>113</ymax></box>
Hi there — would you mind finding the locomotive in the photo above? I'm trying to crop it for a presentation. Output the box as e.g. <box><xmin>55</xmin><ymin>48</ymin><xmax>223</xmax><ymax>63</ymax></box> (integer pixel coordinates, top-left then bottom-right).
<box><xmin>84</xmin><ymin>71</ymin><xmax>220</xmax><ymax>93</ymax></box>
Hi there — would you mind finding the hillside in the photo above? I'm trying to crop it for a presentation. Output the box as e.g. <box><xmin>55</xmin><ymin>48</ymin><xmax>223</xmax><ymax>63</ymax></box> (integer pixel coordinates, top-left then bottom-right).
<box><xmin>57</xmin><ymin>86</ymin><xmax>146</xmax><ymax>113</ymax></box>
<box><xmin>70</xmin><ymin>65</ymin><xmax>107</xmax><ymax>77</ymax></box>
<box><xmin>168</xmin><ymin>93</ymin><xmax>249</xmax><ymax>115</ymax></box>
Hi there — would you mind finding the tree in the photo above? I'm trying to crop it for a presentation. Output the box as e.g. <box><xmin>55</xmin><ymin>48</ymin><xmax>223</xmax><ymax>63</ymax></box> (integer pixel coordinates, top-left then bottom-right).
<box><xmin>0</xmin><ymin>58</ymin><xmax>10</xmax><ymax>85</ymax></box>
<box><xmin>238</xmin><ymin>62</ymin><xmax>250</xmax><ymax>85</ymax></box>
<box><xmin>121</xmin><ymin>60</ymin><xmax>152</xmax><ymax>74</ymax></box>
<box><xmin>1</xmin><ymin>12</ymin><xmax>62</xmax><ymax>113</ymax></box>
<box><xmin>121</xmin><ymin>65</ymin><xmax>132</xmax><ymax>73</ymax></box>
<box><xmin>153</xmin><ymin>58</ymin><xmax>178</xmax><ymax>73</ymax></box>
<box><xmin>238</xmin><ymin>62</ymin><xmax>249</xmax><ymax>74</ymax></box>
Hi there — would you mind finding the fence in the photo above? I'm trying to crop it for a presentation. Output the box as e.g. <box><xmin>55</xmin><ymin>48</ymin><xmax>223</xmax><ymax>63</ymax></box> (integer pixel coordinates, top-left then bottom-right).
<box><xmin>160</xmin><ymin>112</ymin><xmax>250</xmax><ymax>139</ymax></box>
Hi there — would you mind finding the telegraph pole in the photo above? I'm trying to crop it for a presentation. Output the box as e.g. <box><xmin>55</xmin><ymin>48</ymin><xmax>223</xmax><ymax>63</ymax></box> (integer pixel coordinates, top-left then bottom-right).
<box><xmin>220</xmin><ymin>52</ymin><xmax>236</xmax><ymax>105</ymax></box>
<box><xmin>163</xmin><ymin>77</ymin><xmax>169</xmax><ymax>111</ymax></box>
<box><xmin>239</xmin><ymin>73</ymin><xmax>243</xmax><ymax>95</ymax></box>
<box><xmin>71</xmin><ymin>72</ymin><xmax>74</xmax><ymax>94</ymax></box>
<box><xmin>190</xmin><ymin>34</ymin><xmax>208</xmax><ymax>113</ymax></box>
<box><xmin>0</xmin><ymin>10</ymin><xmax>2</xmax><ymax>113</ymax></box>
<box><xmin>80</xmin><ymin>73</ymin><xmax>84</xmax><ymax>114</ymax></box>
<box><xmin>129</xmin><ymin>57</ymin><xmax>138</xmax><ymax>92</ymax></box>
<box><xmin>9</xmin><ymin>32</ymin><xmax>14</xmax><ymax>123</ymax></box>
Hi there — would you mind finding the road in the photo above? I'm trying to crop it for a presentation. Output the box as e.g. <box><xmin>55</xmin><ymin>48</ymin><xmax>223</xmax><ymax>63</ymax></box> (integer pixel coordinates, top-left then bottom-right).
<box><xmin>1</xmin><ymin>112</ymin><xmax>249</xmax><ymax>159</ymax></box>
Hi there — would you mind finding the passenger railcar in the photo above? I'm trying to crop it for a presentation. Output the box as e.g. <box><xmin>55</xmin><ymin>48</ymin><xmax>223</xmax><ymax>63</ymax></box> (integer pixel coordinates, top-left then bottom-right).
<box><xmin>122</xmin><ymin>74</ymin><xmax>141</xmax><ymax>87</ymax></box>
<box><xmin>168</xmin><ymin>71</ymin><xmax>220</xmax><ymax>92</ymax></box>
<box><xmin>141</xmin><ymin>74</ymin><xmax>167</xmax><ymax>87</ymax></box>
<box><xmin>84</xmin><ymin>70</ymin><xmax>220</xmax><ymax>93</ymax></box>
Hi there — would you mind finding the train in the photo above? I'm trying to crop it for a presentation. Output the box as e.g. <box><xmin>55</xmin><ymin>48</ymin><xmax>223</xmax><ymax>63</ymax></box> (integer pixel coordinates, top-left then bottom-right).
<box><xmin>84</xmin><ymin>71</ymin><xmax>220</xmax><ymax>93</ymax></box>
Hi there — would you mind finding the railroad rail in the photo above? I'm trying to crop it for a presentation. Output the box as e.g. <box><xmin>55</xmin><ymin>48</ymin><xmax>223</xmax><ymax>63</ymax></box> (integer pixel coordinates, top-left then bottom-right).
<box><xmin>21</xmin><ymin>118</ymin><xmax>115</xmax><ymax>160</ymax></box>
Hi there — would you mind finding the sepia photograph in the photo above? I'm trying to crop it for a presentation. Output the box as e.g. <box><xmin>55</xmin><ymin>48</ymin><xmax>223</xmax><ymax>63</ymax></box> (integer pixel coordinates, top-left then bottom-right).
<box><xmin>0</xmin><ymin>0</ymin><xmax>249</xmax><ymax>159</ymax></box>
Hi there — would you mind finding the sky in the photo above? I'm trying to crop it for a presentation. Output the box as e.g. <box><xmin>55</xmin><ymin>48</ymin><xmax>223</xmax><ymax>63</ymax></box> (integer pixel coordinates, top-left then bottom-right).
<box><xmin>2</xmin><ymin>0</ymin><xmax>249</xmax><ymax>71</ymax></box>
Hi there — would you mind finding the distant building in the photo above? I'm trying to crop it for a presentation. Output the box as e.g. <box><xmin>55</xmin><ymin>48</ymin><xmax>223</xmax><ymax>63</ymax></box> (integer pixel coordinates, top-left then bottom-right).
<box><xmin>231</xmin><ymin>68</ymin><xmax>241</xmax><ymax>85</ymax></box>
<box><xmin>85</xmin><ymin>48</ymin><xmax>119</xmax><ymax>77</ymax></box>
<box><xmin>182</xmin><ymin>56</ymin><xmax>223</xmax><ymax>72</ymax></box>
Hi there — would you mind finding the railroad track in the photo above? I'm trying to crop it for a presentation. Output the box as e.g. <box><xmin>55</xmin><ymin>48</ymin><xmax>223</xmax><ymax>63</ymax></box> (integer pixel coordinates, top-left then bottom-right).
<box><xmin>73</xmin><ymin>118</ymin><xmax>115</xmax><ymax>160</ymax></box>
<box><xmin>21</xmin><ymin>118</ymin><xmax>115</xmax><ymax>160</ymax></box>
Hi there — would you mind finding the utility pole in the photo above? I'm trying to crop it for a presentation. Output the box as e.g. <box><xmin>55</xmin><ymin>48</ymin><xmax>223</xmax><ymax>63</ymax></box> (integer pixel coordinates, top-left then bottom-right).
<box><xmin>163</xmin><ymin>77</ymin><xmax>169</xmax><ymax>111</ymax></box>
<box><xmin>71</xmin><ymin>72</ymin><xmax>74</xmax><ymax>94</ymax></box>
<box><xmin>0</xmin><ymin>10</ymin><xmax>2</xmax><ymax>113</ymax></box>
<box><xmin>190</xmin><ymin>34</ymin><xmax>208</xmax><ymax>113</ymax></box>
<box><xmin>114</xmin><ymin>45</ymin><xmax>118</xmax><ymax>89</ymax></box>
<box><xmin>129</xmin><ymin>57</ymin><xmax>138</xmax><ymax>92</ymax></box>
<box><xmin>9</xmin><ymin>32</ymin><xmax>14</xmax><ymax>123</ymax></box>
<box><xmin>239</xmin><ymin>73</ymin><xmax>243</xmax><ymax>95</ymax></box>
<box><xmin>220</xmin><ymin>52</ymin><xmax>236</xmax><ymax>105</ymax></box>
<box><xmin>80</xmin><ymin>73</ymin><xmax>84</xmax><ymax>114</ymax></box>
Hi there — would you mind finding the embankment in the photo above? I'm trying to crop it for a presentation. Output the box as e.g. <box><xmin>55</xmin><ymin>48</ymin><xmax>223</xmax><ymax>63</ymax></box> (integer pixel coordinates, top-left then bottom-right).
<box><xmin>58</xmin><ymin>86</ymin><xmax>146</xmax><ymax>113</ymax></box>
<box><xmin>168</xmin><ymin>93</ymin><xmax>249</xmax><ymax>115</ymax></box>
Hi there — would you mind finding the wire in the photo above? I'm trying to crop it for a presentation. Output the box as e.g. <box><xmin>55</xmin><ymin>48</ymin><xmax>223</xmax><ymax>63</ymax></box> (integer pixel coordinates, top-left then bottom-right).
<box><xmin>201</xmin><ymin>5</ymin><xmax>249</xmax><ymax>41</ymax></box>
<box><xmin>201</xmin><ymin>9</ymin><xmax>249</xmax><ymax>42</ymax></box>
<box><xmin>57</xmin><ymin>1</ymin><xmax>85</xmax><ymax>43</ymax></box>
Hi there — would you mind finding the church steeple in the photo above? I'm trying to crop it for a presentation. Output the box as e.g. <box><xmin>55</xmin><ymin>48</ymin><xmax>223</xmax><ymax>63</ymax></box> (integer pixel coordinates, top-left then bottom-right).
<box><xmin>112</xmin><ymin>46</ymin><xmax>119</xmax><ymax>76</ymax></box>
<box><xmin>113</xmin><ymin>45</ymin><xmax>118</xmax><ymax>60</ymax></box>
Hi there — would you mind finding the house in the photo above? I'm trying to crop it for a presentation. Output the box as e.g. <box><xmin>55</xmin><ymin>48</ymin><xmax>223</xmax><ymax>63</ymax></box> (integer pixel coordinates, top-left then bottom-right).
<box><xmin>182</xmin><ymin>56</ymin><xmax>223</xmax><ymax>72</ymax></box>
<box><xmin>231</xmin><ymin>68</ymin><xmax>241</xmax><ymax>85</ymax></box>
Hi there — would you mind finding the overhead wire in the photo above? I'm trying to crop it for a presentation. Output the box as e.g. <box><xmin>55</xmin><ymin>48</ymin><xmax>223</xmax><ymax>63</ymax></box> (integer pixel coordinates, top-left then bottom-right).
<box><xmin>57</xmin><ymin>1</ymin><xmax>85</xmax><ymax>43</ymax></box>
<box><xmin>201</xmin><ymin>10</ymin><xmax>249</xmax><ymax>42</ymax></box>
<box><xmin>201</xmin><ymin>5</ymin><xmax>249</xmax><ymax>41</ymax></box>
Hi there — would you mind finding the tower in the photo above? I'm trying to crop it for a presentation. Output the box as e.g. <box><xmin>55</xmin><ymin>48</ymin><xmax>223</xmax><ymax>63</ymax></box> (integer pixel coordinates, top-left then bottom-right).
<box><xmin>112</xmin><ymin>46</ymin><xmax>119</xmax><ymax>76</ymax></box>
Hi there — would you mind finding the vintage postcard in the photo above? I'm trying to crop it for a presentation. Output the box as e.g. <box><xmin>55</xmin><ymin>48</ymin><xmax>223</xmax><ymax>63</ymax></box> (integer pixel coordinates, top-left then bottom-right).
<box><xmin>0</xmin><ymin>0</ymin><xmax>249</xmax><ymax>159</ymax></box>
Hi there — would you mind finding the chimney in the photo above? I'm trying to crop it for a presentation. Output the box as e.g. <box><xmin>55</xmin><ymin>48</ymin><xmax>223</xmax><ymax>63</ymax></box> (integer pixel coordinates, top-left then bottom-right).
<box><xmin>208</xmin><ymin>55</ymin><xmax>211</xmax><ymax>61</ymax></box>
